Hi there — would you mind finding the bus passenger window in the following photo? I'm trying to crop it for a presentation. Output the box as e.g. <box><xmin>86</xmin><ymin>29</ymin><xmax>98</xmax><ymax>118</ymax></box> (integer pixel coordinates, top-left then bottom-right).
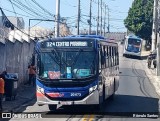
<box><xmin>108</xmin><ymin>46</ymin><xmax>111</xmax><ymax>67</ymax></box>
<box><xmin>113</xmin><ymin>47</ymin><xmax>116</xmax><ymax>66</ymax></box>
<box><xmin>105</xmin><ymin>46</ymin><xmax>108</xmax><ymax>68</ymax></box>
<box><xmin>103</xmin><ymin>46</ymin><xmax>107</xmax><ymax>68</ymax></box>
<box><xmin>116</xmin><ymin>47</ymin><xmax>118</xmax><ymax>65</ymax></box>
<box><xmin>115</xmin><ymin>47</ymin><xmax>117</xmax><ymax>65</ymax></box>
<box><xmin>110</xmin><ymin>46</ymin><xmax>113</xmax><ymax>66</ymax></box>
<box><xmin>101</xmin><ymin>47</ymin><xmax>105</xmax><ymax>68</ymax></box>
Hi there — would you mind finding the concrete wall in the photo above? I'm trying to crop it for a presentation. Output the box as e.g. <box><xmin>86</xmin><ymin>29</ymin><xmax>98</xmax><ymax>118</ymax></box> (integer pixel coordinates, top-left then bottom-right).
<box><xmin>105</xmin><ymin>32</ymin><xmax>126</xmax><ymax>41</ymax></box>
<box><xmin>0</xmin><ymin>39</ymin><xmax>35</xmax><ymax>86</ymax></box>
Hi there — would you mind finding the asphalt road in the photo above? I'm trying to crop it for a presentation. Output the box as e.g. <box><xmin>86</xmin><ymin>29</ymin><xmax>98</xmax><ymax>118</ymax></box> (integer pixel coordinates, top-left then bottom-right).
<box><xmin>9</xmin><ymin>44</ymin><xmax>160</xmax><ymax>121</ymax></box>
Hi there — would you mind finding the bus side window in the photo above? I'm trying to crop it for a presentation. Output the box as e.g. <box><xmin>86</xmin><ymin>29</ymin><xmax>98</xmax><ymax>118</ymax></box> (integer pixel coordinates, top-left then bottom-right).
<box><xmin>101</xmin><ymin>46</ymin><xmax>106</xmax><ymax>69</ymax></box>
<box><xmin>105</xmin><ymin>46</ymin><xmax>108</xmax><ymax>68</ymax></box>
<box><xmin>99</xmin><ymin>46</ymin><xmax>102</xmax><ymax>70</ymax></box>
<box><xmin>111</xmin><ymin>46</ymin><xmax>113</xmax><ymax>66</ymax></box>
<box><xmin>103</xmin><ymin>46</ymin><xmax>107</xmax><ymax>68</ymax></box>
<box><xmin>109</xmin><ymin>46</ymin><xmax>112</xmax><ymax>67</ymax></box>
<box><xmin>112</xmin><ymin>47</ymin><xmax>114</xmax><ymax>66</ymax></box>
<box><xmin>115</xmin><ymin>47</ymin><xmax>117</xmax><ymax>65</ymax></box>
<box><xmin>116</xmin><ymin>47</ymin><xmax>119</xmax><ymax>65</ymax></box>
<box><xmin>117</xmin><ymin>47</ymin><xmax>119</xmax><ymax>65</ymax></box>
<box><xmin>107</xmin><ymin>46</ymin><xmax>110</xmax><ymax>67</ymax></box>
<box><xmin>113</xmin><ymin>47</ymin><xmax>116</xmax><ymax>66</ymax></box>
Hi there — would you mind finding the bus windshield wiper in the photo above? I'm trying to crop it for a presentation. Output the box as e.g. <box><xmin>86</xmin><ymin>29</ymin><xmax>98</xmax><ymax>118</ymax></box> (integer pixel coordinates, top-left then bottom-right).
<box><xmin>51</xmin><ymin>48</ymin><xmax>68</xmax><ymax>68</ymax></box>
<box><xmin>70</xmin><ymin>48</ymin><xmax>82</xmax><ymax>67</ymax></box>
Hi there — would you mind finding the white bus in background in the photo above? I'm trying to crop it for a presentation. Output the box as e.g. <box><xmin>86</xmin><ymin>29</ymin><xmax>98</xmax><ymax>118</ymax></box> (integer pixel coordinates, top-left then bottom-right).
<box><xmin>123</xmin><ymin>35</ymin><xmax>143</xmax><ymax>58</ymax></box>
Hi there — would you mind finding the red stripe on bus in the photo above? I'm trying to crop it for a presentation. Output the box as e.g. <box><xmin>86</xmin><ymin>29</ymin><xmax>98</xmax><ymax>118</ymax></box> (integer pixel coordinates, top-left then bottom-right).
<box><xmin>46</xmin><ymin>93</ymin><xmax>64</xmax><ymax>97</ymax></box>
<box><xmin>36</xmin><ymin>92</ymin><xmax>44</xmax><ymax>97</ymax></box>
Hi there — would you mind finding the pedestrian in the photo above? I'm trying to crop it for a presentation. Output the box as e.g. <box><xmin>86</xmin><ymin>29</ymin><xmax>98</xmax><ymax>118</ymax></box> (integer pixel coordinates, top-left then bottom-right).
<box><xmin>153</xmin><ymin>59</ymin><xmax>156</xmax><ymax>68</ymax></box>
<box><xmin>28</xmin><ymin>63</ymin><xmax>36</xmax><ymax>86</ymax></box>
<box><xmin>0</xmin><ymin>73</ymin><xmax>5</xmax><ymax>111</ymax></box>
<box><xmin>147</xmin><ymin>52</ymin><xmax>153</xmax><ymax>69</ymax></box>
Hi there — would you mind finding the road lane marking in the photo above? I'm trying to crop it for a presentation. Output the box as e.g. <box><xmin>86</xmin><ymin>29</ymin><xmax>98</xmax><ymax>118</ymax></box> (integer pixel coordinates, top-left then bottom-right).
<box><xmin>82</xmin><ymin>114</ymin><xmax>95</xmax><ymax>121</ymax></box>
<box><xmin>82</xmin><ymin>115</ymin><xmax>89</xmax><ymax>121</ymax></box>
<box><xmin>88</xmin><ymin>114</ymin><xmax>94</xmax><ymax>121</ymax></box>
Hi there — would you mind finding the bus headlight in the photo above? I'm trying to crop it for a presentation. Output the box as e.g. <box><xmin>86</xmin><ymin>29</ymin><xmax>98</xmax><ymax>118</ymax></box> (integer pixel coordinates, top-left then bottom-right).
<box><xmin>37</xmin><ymin>85</ymin><xmax>44</xmax><ymax>94</ymax></box>
<box><xmin>89</xmin><ymin>85</ymin><xmax>97</xmax><ymax>93</ymax></box>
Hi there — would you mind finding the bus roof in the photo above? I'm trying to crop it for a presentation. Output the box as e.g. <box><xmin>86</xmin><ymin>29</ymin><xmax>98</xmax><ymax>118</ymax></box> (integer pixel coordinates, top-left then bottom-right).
<box><xmin>37</xmin><ymin>37</ymin><xmax>99</xmax><ymax>43</ymax></box>
<box><xmin>126</xmin><ymin>35</ymin><xmax>141</xmax><ymax>39</ymax></box>
<box><xmin>67</xmin><ymin>35</ymin><xmax>105</xmax><ymax>39</ymax></box>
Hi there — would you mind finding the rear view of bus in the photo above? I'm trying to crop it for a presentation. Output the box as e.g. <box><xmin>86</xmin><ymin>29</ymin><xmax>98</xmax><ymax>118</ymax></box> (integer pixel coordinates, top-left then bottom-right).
<box><xmin>123</xmin><ymin>35</ymin><xmax>142</xmax><ymax>57</ymax></box>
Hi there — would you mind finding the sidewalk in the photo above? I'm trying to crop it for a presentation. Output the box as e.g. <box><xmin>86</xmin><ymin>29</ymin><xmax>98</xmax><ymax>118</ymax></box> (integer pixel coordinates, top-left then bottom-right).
<box><xmin>141</xmin><ymin>50</ymin><xmax>150</xmax><ymax>57</ymax></box>
<box><xmin>141</xmin><ymin>59</ymin><xmax>160</xmax><ymax>97</ymax></box>
<box><xmin>146</xmin><ymin>67</ymin><xmax>160</xmax><ymax>97</ymax></box>
<box><xmin>3</xmin><ymin>84</ymin><xmax>36</xmax><ymax>112</ymax></box>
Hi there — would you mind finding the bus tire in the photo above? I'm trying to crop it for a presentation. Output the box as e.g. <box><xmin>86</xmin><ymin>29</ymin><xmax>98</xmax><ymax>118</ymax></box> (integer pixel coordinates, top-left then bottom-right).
<box><xmin>38</xmin><ymin>104</ymin><xmax>43</xmax><ymax>106</ymax></box>
<box><xmin>93</xmin><ymin>103</ymin><xmax>102</xmax><ymax>110</ymax></box>
<box><xmin>110</xmin><ymin>80</ymin><xmax>115</xmax><ymax>100</ymax></box>
<box><xmin>103</xmin><ymin>85</ymin><xmax>105</xmax><ymax>101</ymax></box>
<box><xmin>93</xmin><ymin>86</ymin><xmax>105</xmax><ymax>110</ymax></box>
<box><xmin>48</xmin><ymin>105</ymin><xmax>57</xmax><ymax>111</ymax></box>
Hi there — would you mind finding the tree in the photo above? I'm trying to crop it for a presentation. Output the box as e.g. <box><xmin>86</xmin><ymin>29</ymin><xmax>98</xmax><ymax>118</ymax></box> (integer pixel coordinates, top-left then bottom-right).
<box><xmin>124</xmin><ymin>0</ymin><xmax>153</xmax><ymax>42</ymax></box>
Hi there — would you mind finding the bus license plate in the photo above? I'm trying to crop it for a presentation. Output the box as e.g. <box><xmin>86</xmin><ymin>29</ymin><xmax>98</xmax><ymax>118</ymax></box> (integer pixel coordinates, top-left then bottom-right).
<box><xmin>60</xmin><ymin>101</ymin><xmax>73</xmax><ymax>105</ymax></box>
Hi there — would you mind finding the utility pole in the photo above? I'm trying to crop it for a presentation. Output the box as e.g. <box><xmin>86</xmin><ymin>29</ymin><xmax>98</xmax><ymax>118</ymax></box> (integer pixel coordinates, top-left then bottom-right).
<box><xmin>151</xmin><ymin>0</ymin><xmax>158</xmax><ymax>51</ymax></box>
<box><xmin>100</xmin><ymin>0</ymin><xmax>102</xmax><ymax>35</ymax></box>
<box><xmin>55</xmin><ymin>0</ymin><xmax>60</xmax><ymax>37</ymax></box>
<box><xmin>77</xmin><ymin>0</ymin><xmax>80</xmax><ymax>35</ymax></box>
<box><xmin>156</xmin><ymin>0</ymin><xmax>160</xmax><ymax>76</ymax></box>
<box><xmin>96</xmin><ymin>0</ymin><xmax>99</xmax><ymax>35</ymax></box>
<box><xmin>107</xmin><ymin>6</ymin><xmax>110</xmax><ymax>33</ymax></box>
<box><xmin>89</xmin><ymin>0</ymin><xmax>92</xmax><ymax>35</ymax></box>
<box><xmin>103</xmin><ymin>4</ymin><xmax>106</xmax><ymax>37</ymax></box>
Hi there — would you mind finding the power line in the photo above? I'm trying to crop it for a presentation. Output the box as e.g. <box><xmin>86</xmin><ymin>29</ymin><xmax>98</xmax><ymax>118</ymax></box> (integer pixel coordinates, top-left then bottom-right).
<box><xmin>8</xmin><ymin>0</ymin><xmax>17</xmax><ymax>17</ymax></box>
<box><xmin>5</xmin><ymin>0</ymin><xmax>44</xmax><ymax>19</ymax></box>
<box><xmin>1</xmin><ymin>7</ymin><xmax>37</xmax><ymax>18</ymax></box>
<box><xmin>31</xmin><ymin>0</ymin><xmax>55</xmax><ymax>17</ymax></box>
<box><xmin>7</xmin><ymin>0</ymin><xmax>51</xmax><ymax>19</ymax></box>
<box><xmin>0</xmin><ymin>8</ymin><xmax>56</xmax><ymax>40</ymax></box>
<box><xmin>63</xmin><ymin>0</ymin><xmax>77</xmax><ymax>8</ymax></box>
<box><xmin>24</xmin><ymin>0</ymin><xmax>52</xmax><ymax>18</ymax></box>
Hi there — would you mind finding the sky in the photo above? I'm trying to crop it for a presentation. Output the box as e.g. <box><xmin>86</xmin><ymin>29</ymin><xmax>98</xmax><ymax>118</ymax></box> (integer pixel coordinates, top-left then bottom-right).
<box><xmin>0</xmin><ymin>0</ymin><xmax>133</xmax><ymax>34</ymax></box>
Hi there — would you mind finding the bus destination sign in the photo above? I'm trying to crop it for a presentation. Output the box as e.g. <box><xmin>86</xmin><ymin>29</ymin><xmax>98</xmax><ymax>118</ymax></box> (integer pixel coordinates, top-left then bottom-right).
<box><xmin>41</xmin><ymin>41</ymin><xmax>91</xmax><ymax>48</ymax></box>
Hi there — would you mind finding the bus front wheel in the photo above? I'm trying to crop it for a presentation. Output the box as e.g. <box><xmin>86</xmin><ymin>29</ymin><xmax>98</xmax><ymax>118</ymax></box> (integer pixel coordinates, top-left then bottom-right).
<box><xmin>48</xmin><ymin>105</ymin><xmax>57</xmax><ymax>111</ymax></box>
<box><xmin>110</xmin><ymin>80</ymin><xmax>115</xmax><ymax>100</ymax></box>
<box><xmin>94</xmin><ymin>86</ymin><xmax>105</xmax><ymax>110</ymax></box>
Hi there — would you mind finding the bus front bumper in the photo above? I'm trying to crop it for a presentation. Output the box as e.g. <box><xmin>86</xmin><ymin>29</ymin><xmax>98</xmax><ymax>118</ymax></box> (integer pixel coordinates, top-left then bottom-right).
<box><xmin>37</xmin><ymin>90</ymin><xmax>99</xmax><ymax>106</ymax></box>
<box><xmin>123</xmin><ymin>51</ymin><xmax>141</xmax><ymax>56</ymax></box>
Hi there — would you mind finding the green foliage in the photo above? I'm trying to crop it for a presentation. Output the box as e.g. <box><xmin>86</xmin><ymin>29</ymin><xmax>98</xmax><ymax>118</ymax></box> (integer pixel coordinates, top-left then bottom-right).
<box><xmin>124</xmin><ymin>0</ymin><xmax>154</xmax><ymax>41</ymax></box>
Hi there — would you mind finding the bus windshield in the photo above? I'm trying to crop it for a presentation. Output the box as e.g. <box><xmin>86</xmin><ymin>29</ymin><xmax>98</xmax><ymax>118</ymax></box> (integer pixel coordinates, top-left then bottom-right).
<box><xmin>38</xmin><ymin>50</ymin><xmax>96</xmax><ymax>80</ymax></box>
<box><xmin>128</xmin><ymin>38</ymin><xmax>141</xmax><ymax>46</ymax></box>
